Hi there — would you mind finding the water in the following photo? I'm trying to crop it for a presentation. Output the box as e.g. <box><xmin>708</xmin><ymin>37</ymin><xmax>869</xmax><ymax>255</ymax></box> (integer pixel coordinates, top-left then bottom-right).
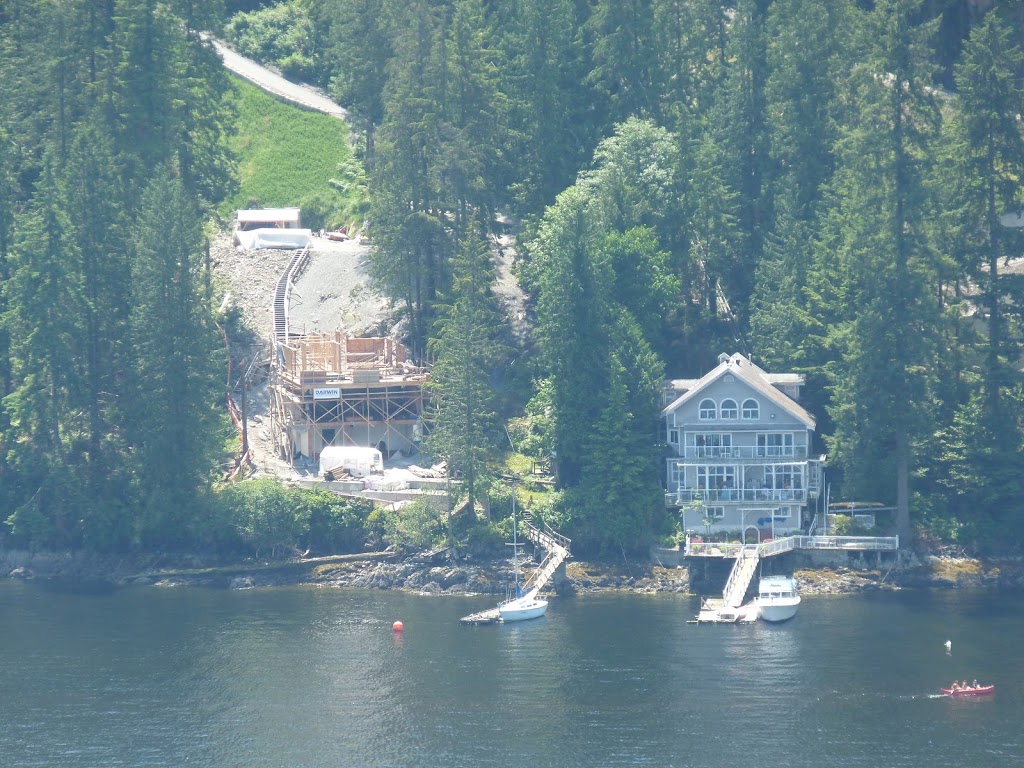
<box><xmin>1</xmin><ymin>582</ymin><xmax>1021</xmax><ymax>768</ymax></box>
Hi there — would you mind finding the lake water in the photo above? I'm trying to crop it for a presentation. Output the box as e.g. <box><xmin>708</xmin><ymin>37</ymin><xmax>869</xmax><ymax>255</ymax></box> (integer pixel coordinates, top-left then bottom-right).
<box><xmin>1</xmin><ymin>581</ymin><xmax>1021</xmax><ymax>768</ymax></box>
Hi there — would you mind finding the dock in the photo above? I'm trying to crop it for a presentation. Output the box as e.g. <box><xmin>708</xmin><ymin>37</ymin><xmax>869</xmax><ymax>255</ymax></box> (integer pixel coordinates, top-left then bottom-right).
<box><xmin>459</xmin><ymin>517</ymin><xmax>570</xmax><ymax>626</ymax></box>
<box><xmin>460</xmin><ymin>607</ymin><xmax>502</xmax><ymax>625</ymax></box>
<box><xmin>692</xmin><ymin>597</ymin><xmax>758</xmax><ymax>624</ymax></box>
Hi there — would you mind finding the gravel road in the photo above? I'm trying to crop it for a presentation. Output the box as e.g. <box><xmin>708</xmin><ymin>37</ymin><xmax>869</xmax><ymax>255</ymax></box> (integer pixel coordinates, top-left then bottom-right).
<box><xmin>210</xmin><ymin>38</ymin><xmax>347</xmax><ymax>120</ymax></box>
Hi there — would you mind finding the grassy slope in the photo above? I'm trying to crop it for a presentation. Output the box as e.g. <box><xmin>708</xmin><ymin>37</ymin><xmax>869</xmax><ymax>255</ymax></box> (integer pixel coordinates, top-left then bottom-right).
<box><xmin>223</xmin><ymin>76</ymin><xmax>366</xmax><ymax>228</ymax></box>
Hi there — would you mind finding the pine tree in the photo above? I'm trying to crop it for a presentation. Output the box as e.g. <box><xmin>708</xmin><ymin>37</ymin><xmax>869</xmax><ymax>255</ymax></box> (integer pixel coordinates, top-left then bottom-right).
<box><xmin>425</xmin><ymin>227</ymin><xmax>505</xmax><ymax>512</ymax></box>
<box><xmin>814</xmin><ymin>0</ymin><xmax>942</xmax><ymax>540</ymax></box>
<box><xmin>942</xmin><ymin>9</ymin><xmax>1024</xmax><ymax>428</ymax></box>
<box><xmin>127</xmin><ymin>173</ymin><xmax>228</xmax><ymax>548</ymax></box>
<box><xmin>498</xmin><ymin>0</ymin><xmax>588</xmax><ymax>213</ymax></box>
<box><xmin>321</xmin><ymin>0</ymin><xmax>394</xmax><ymax>157</ymax></box>
<box><xmin>2</xmin><ymin>159</ymin><xmax>86</xmax><ymax>546</ymax></box>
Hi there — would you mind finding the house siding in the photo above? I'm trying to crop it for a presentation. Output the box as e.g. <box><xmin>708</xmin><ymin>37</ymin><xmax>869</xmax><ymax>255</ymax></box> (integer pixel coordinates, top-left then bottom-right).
<box><xmin>663</xmin><ymin>354</ymin><xmax>823</xmax><ymax>537</ymax></box>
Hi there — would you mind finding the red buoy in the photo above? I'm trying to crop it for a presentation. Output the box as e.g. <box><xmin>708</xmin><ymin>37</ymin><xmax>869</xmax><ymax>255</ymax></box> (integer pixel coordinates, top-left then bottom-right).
<box><xmin>393</xmin><ymin>620</ymin><xmax>404</xmax><ymax>632</ymax></box>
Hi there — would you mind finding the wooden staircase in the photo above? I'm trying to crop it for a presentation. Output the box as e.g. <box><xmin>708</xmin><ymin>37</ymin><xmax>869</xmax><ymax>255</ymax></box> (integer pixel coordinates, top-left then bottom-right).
<box><xmin>722</xmin><ymin>546</ymin><xmax>760</xmax><ymax>608</ymax></box>
<box><xmin>520</xmin><ymin>518</ymin><xmax>571</xmax><ymax>594</ymax></box>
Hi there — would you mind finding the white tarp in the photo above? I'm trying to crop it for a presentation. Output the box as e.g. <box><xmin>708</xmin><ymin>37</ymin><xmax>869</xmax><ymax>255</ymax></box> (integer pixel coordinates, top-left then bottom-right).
<box><xmin>234</xmin><ymin>227</ymin><xmax>312</xmax><ymax>250</ymax></box>
<box><xmin>320</xmin><ymin>446</ymin><xmax>384</xmax><ymax>479</ymax></box>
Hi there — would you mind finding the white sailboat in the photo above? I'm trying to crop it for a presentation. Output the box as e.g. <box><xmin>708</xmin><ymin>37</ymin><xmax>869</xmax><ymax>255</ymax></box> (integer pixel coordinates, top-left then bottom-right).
<box><xmin>497</xmin><ymin>490</ymin><xmax>548</xmax><ymax>622</ymax></box>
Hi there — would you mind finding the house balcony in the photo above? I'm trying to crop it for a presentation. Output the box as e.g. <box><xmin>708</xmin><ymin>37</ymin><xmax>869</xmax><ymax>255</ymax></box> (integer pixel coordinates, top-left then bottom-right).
<box><xmin>679</xmin><ymin>446</ymin><xmax>810</xmax><ymax>460</ymax></box>
<box><xmin>668</xmin><ymin>487</ymin><xmax>808</xmax><ymax>505</ymax></box>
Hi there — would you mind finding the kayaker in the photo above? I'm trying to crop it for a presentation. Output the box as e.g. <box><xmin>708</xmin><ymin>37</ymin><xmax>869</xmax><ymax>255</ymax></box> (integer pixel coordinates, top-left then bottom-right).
<box><xmin>971</xmin><ymin>679</ymin><xmax>979</xmax><ymax>689</ymax></box>
<box><xmin>951</xmin><ymin>681</ymin><xmax>960</xmax><ymax>691</ymax></box>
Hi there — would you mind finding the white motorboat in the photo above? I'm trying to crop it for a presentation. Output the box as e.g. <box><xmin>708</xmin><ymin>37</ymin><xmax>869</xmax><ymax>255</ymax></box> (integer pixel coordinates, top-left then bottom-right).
<box><xmin>498</xmin><ymin>587</ymin><xmax>548</xmax><ymax>622</ymax></box>
<box><xmin>756</xmin><ymin>575</ymin><xmax>800</xmax><ymax>622</ymax></box>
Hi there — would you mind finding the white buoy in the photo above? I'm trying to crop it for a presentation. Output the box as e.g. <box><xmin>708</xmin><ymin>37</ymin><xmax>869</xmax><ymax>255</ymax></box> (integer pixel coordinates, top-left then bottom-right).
<box><xmin>945</xmin><ymin>640</ymin><xmax>952</xmax><ymax>654</ymax></box>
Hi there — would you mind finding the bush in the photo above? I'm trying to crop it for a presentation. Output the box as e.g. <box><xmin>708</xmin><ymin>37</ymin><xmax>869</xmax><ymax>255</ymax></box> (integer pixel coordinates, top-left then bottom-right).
<box><xmin>300</xmin><ymin>490</ymin><xmax>375</xmax><ymax>554</ymax></box>
<box><xmin>383</xmin><ymin>498</ymin><xmax>443</xmax><ymax>551</ymax></box>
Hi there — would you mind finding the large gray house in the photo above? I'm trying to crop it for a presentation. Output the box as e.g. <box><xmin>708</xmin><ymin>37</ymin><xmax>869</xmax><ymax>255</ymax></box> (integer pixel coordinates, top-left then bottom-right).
<box><xmin>662</xmin><ymin>353</ymin><xmax>824</xmax><ymax>537</ymax></box>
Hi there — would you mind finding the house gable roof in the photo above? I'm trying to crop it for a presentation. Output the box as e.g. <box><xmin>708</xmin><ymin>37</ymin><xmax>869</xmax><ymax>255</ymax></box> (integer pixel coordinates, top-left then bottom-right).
<box><xmin>661</xmin><ymin>353</ymin><xmax>815</xmax><ymax>429</ymax></box>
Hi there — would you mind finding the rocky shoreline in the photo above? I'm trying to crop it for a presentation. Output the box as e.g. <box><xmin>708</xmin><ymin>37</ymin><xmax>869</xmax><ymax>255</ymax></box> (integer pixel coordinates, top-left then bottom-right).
<box><xmin>5</xmin><ymin>548</ymin><xmax>1023</xmax><ymax>596</ymax></box>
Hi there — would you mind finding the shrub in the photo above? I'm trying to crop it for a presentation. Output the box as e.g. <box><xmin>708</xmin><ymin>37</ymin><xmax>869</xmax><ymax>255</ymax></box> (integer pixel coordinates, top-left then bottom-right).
<box><xmin>300</xmin><ymin>490</ymin><xmax>375</xmax><ymax>555</ymax></box>
<box><xmin>384</xmin><ymin>498</ymin><xmax>443</xmax><ymax>551</ymax></box>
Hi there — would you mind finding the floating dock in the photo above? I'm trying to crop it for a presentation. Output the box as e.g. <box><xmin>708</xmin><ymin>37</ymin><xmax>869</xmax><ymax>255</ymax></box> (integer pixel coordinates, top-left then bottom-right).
<box><xmin>692</xmin><ymin>597</ymin><xmax>758</xmax><ymax>624</ymax></box>
<box><xmin>460</xmin><ymin>607</ymin><xmax>501</xmax><ymax>625</ymax></box>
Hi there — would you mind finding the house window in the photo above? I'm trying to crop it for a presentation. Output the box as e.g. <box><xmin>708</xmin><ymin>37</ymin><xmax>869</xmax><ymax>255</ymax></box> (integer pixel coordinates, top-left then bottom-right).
<box><xmin>720</xmin><ymin>399</ymin><xmax>738</xmax><ymax>419</ymax></box>
<box><xmin>695</xmin><ymin>433</ymin><xmax>732</xmax><ymax>457</ymax></box>
<box><xmin>706</xmin><ymin>506</ymin><xmax>725</xmax><ymax>520</ymax></box>
<box><xmin>742</xmin><ymin>398</ymin><xmax>759</xmax><ymax>419</ymax></box>
<box><xmin>774</xmin><ymin>506</ymin><xmax>792</xmax><ymax>520</ymax></box>
<box><xmin>698</xmin><ymin>466</ymin><xmax>737</xmax><ymax>497</ymax></box>
<box><xmin>757</xmin><ymin>433</ymin><xmax>794</xmax><ymax>457</ymax></box>
<box><xmin>699</xmin><ymin>398</ymin><xmax>716</xmax><ymax>420</ymax></box>
<box><xmin>766</xmin><ymin>464</ymin><xmax>802</xmax><ymax>496</ymax></box>
<box><xmin>669</xmin><ymin>429</ymin><xmax>679</xmax><ymax>446</ymax></box>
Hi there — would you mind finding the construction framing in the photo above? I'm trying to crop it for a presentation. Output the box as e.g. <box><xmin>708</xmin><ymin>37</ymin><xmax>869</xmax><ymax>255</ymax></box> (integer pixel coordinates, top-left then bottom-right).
<box><xmin>268</xmin><ymin>331</ymin><xmax>429</xmax><ymax>462</ymax></box>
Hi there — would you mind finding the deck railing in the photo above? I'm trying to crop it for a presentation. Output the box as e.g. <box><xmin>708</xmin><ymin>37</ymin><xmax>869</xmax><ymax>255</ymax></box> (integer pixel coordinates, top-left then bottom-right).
<box><xmin>678</xmin><ymin>446</ymin><xmax>811</xmax><ymax>460</ymax></box>
<box><xmin>673</xmin><ymin>487</ymin><xmax>807</xmax><ymax>504</ymax></box>
<box><xmin>685</xmin><ymin>534</ymin><xmax>898</xmax><ymax>557</ymax></box>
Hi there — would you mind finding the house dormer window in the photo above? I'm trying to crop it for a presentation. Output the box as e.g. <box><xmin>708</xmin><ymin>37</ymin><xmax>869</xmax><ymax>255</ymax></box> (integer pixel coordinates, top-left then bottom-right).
<box><xmin>720</xmin><ymin>399</ymin><xmax>738</xmax><ymax>419</ymax></box>
<box><xmin>699</xmin><ymin>399</ymin><xmax>716</xmax><ymax>420</ymax></box>
<box><xmin>742</xmin><ymin>398</ymin><xmax>759</xmax><ymax>420</ymax></box>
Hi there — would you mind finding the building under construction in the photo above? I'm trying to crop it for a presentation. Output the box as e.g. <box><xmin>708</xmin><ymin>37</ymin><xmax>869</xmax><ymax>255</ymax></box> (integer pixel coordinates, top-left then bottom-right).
<box><xmin>268</xmin><ymin>331</ymin><xmax>429</xmax><ymax>463</ymax></box>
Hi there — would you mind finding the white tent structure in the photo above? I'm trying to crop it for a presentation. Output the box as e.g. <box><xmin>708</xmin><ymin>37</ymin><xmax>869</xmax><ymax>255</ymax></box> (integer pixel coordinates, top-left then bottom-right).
<box><xmin>319</xmin><ymin>446</ymin><xmax>384</xmax><ymax>479</ymax></box>
<box><xmin>234</xmin><ymin>208</ymin><xmax>311</xmax><ymax>250</ymax></box>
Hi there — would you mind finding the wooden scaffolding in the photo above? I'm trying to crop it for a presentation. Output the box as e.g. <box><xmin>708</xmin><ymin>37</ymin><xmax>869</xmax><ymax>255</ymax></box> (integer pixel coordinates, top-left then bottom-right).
<box><xmin>268</xmin><ymin>332</ymin><xmax>429</xmax><ymax>462</ymax></box>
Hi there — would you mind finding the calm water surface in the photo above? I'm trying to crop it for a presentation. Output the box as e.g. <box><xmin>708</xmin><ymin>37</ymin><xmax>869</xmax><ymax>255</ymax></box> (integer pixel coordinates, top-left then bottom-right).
<box><xmin>1</xmin><ymin>581</ymin><xmax>1022</xmax><ymax>767</ymax></box>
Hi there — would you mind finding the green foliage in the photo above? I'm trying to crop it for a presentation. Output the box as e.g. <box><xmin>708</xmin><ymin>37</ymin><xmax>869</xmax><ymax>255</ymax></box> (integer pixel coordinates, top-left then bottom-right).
<box><xmin>224</xmin><ymin>1</ymin><xmax>321</xmax><ymax>84</ymax></box>
<box><xmin>216</xmin><ymin>479</ymin><xmax>310</xmax><ymax>558</ymax></box>
<box><xmin>425</xmin><ymin>229</ymin><xmax>506</xmax><ymax>509</ymax></box>
<box><xmin>223</xmin><ymin>78</ymin><xmax>361</xmax><ymax>227</ymax></box>
<box><xmin>301</xmin><ymin>490</ymin><xmax>376</xmax><ymax>554</ymax></box>
<box><xmin>382</xmin><ymin>498</ymin><xmax>443</xmax><ymax>551</ymax></box>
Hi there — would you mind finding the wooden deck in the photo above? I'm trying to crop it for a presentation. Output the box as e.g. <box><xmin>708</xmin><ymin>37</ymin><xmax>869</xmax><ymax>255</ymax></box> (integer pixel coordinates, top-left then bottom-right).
<box><xmin>459</xmin><ymin>607</ymin><xmax>501</xmax><ymax>625</ymax></box>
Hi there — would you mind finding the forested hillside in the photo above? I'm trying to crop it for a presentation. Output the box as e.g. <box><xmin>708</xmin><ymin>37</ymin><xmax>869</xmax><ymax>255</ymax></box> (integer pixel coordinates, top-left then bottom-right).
<box><xmin>2</xmin><ymin>1</ymin><xmax>1023</xmax><ymax>558</ymax></box>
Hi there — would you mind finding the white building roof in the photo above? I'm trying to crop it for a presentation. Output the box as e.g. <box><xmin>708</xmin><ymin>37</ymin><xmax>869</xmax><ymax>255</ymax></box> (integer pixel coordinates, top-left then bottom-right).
<box><xmin>236</xmin><ymin>208</ymin><xmax>301</xmax><ymax>225</ymax></box>
<box><xmin>661</xmin><ymin>352</ymin><xmax>816</xmax><ymax>429</ymax></box>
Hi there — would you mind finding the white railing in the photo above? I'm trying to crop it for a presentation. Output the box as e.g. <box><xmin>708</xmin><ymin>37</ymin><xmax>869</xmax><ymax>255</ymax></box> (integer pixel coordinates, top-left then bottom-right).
<box><xmin>680</xmin><ymin>446</ymin><xmax>810</xmax><ymax>460</ymax></box>
<box><xmin>685</xmin><ymin>534</ymin><xmax>898</xmax><ymax>557</ymax></box>
<box><xmin>674</xmin><ymin>487</ymin><xmax>807</xmax><ymax>504</ymax></box>
<box><xmin>792</xmin><ymin>535</ymin><xmax>899</xmax><ymax>551</ymax></box>
<box><xmin>757</xmin><ymin>537</ymin><xmax>797</xmax><ymax>557</ymax></box>
<box><xmin>722</xmin><ymin>546</ymin><xmax>760</xmax><ymax>607</ymax></box>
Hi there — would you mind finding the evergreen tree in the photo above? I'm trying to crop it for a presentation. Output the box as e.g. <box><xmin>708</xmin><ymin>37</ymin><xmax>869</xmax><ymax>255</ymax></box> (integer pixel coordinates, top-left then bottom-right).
<box><xmin>425</xmin><ymin>227</ymin><xmax>505</xmax><ymax>512</ymax></box>
<box><xmin>369</xmin><ymin>0</ymin><xmax>448</xmax><ymax>357</ymax></box>
<box><xmin>574</xmin><ymin>309</ymin><xmax>665</xmax><ymax>555</ymax></box>
<box><xmin>942</xmin><ymin>9</ymin><xmax>1024</xmax><ymax>428</ymax></box>
<box><xmin>532</xmin><ymin>186</ymin><xmax>611</xmax><ymax>487</ymax></box>
<box><xmin>814</xmin><ymin>0</ymin><xmax>942</xmax><ymax>540</ymax></box>
<box><xmin>321</xmin><ymin>0</ymin><xmax>395</xmax><ymax>157</ymax></box>
<box><xmin>2</xmin><ymin>160</ymin><xmax>86</xmax><ymax>546</ymax></box>
<box><xmin>585</xmin><ymin>0</ymin><xmax>658</xmax><ymax>124</ymax></box>
<box><xmin>127</xmin><ymin>173</ymin><xmax>228</xmax><ymax>548</ymax></box>
<box><xmin>498</xmin><ymin>0</ymin><xmax>589</xmax><ymax>213</ymax></box>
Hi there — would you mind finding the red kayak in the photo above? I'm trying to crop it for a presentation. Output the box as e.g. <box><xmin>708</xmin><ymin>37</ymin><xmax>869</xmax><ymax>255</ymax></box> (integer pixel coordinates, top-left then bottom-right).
<box><xmin>940</xmin><ymin>685</ymin><xmax>994</xmax><ymax>696</ymax></box>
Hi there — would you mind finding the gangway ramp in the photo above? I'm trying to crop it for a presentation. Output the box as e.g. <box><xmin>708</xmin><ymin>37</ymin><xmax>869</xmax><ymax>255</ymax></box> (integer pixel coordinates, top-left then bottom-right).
<box><xmin>723</xmin><ymin>545</ymin><xmax>759</xmax><ymax>608</ymax></box>
<box><xmin>459</xmin><ymin>519</ymin><xmax>571</xmax><ymax>625</ymax></box>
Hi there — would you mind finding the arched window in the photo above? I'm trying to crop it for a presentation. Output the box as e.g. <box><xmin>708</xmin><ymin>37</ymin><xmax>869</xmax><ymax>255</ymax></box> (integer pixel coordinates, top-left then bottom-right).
<box><xmin>699</xmin><ymin>399</ymin><xmax>716</xmax><ymax>420</ymax></box>
<box><xmin>742</xmin><ymin>398</ymin><xmax>759</xmax><ymax>420</ymax></box>
<box><xmin>720</xmin><ymin>399</ymin><xmax>738</xmax><ymax>419</ymax></box>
